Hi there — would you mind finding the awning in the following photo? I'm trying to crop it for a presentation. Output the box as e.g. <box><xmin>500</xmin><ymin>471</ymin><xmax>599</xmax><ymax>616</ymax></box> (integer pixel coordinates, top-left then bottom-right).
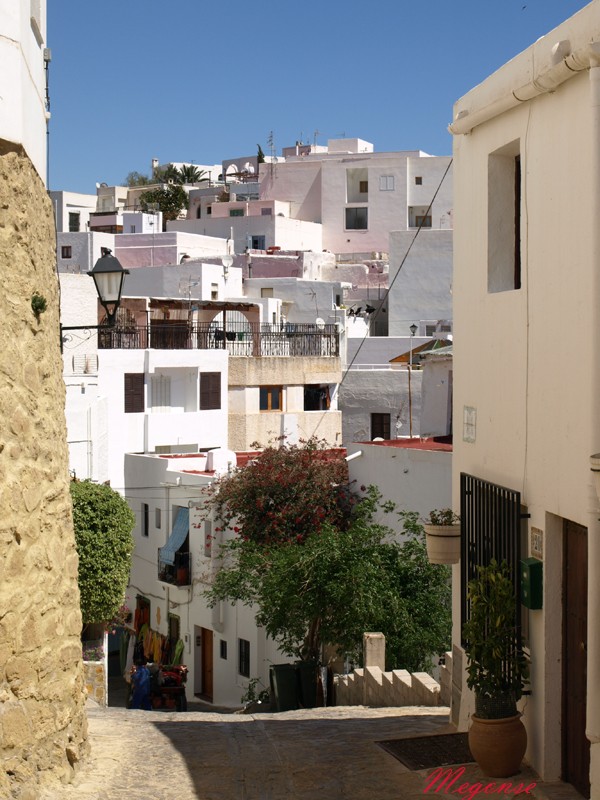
<box><xmin>159</xmin><ymin>507</ymin><xmax>189</xmax><ymax>566</ymax></box>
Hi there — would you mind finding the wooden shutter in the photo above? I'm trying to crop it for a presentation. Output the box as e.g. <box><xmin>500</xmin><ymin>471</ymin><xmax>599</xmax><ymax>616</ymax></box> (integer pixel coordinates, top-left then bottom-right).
<box><xmin>200</xmin><ymin>372</ymin><xmax>221</xmax><ymax>410</ymax></box>
<box><xmin>124</xmin><ymin>373</ymin><xmax>145</xmax><ymax>413</ymax></box>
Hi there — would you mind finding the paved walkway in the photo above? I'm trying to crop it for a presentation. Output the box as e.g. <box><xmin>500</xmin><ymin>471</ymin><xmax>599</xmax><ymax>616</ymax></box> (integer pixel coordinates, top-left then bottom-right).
<box><xmin>40</xmin><ymin>704</ymin><xmax>581</xmax><ymax>800</ymax></box>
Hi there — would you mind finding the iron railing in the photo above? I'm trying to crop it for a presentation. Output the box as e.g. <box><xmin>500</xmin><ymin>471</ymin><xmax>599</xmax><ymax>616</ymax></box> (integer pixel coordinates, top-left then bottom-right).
<box><xmin>158</xmin><ymin>550</ymin><xmax>192</xmax><ymax>587</ymax></box>
<box><xmin>98</xmin><ymin>322</ymin><xmax>339</xmax><ymax>357</ymax></box>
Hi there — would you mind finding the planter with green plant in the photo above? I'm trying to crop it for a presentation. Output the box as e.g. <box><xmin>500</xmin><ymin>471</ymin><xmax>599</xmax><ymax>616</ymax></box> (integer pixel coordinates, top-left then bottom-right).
<box><xmin>423</xmin><ymin>509</ymin><xmax>461</xmax><ymax>564</ymax></box>
<box><xmin>462</xmin><ymin>559</ymin><xmax>529</xmax><ymax>777</ymax></box>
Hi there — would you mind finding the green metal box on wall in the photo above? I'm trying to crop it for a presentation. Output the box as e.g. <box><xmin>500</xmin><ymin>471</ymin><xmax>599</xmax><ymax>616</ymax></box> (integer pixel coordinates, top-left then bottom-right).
<box><xmin>520</xmin><ymin>557</ymin><xmax>543</xmax><ymax>610</ymax></box>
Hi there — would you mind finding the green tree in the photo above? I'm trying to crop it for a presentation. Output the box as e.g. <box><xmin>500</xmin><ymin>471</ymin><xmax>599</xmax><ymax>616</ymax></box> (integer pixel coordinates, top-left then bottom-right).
<box><xmin>124</xmin><ymin>170</ymin><xmax>152</xmax><ymax>187</ymax></box>
<box><xmin>257</xmin><ymin>144</ymin><xmax>265</xmax><ymax>164</ymax></box>
<box><xmin>152</xmin><ymin>163</ymin><xmax>181</xmax><ymax>183</ymax></box>
<box><xmin>70</xmin><ymin>480</ymin><xmax>135</xmax><ymax>625</ymax></box>
<box><xmin>138</xmin><ymin>184</ymin><xmax>189</xmax><ymax>229</ymax></box>
<box><xmin>206</xmin><ymin>473</ymin><xmax>451</xmax><ymax>670</ymax></box>
<box><xmin>178</xmin><ymin>165</ymin><xmax>207</xmax><ymax>184</ymax></box>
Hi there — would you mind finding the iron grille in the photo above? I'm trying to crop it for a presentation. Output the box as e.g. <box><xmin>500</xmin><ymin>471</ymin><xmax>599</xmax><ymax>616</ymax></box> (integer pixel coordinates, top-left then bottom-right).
<box><xmin>460</xmin><ymin>472</ymin><xmax>524</xmax><ymax>641</ymax></box>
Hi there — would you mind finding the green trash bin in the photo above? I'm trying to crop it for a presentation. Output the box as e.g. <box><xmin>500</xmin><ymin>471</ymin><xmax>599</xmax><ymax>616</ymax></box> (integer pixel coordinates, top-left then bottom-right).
<box><xmin>296</xmin><ymin>660</ymin><xmax>318</xmax><ymax>708</ymax></box>
<box><xmin>270</xmin><ymin>664</ymin><xmax>300</xmax><ymax>712</ymax></box>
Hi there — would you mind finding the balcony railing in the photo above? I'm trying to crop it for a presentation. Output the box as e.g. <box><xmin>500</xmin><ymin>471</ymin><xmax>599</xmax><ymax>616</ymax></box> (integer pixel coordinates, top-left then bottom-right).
<box><xmin>158</xmin><ymin>550</ymin><xmax>192</xmax><ymax>587</ymax></box>
<box><xmin>99</xmin><ymin>322</ymin><xmax>340</xmax><ymax>357</ymax></box>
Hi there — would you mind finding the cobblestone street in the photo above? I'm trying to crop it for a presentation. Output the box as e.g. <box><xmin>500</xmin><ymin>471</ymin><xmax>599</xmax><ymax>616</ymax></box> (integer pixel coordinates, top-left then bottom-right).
<box><xmin>39</xmin><ymin>704</ymin><xmax>580</xmax><ymax>800</ymax></box>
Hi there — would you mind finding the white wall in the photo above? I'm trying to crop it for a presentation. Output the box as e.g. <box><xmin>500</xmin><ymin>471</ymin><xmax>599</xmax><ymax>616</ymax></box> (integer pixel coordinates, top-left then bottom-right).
<box><xmin>115</xmin><ymin>231</ymin><xmax>228</xmax><ymax>268</ymax></box>
<box><xmin>57</xmin><ymin>231</ymin><xmax>115</xmax><ymax>274</ymax></box>
<box><xmin>346</xmin><ymin>442</ymin><xmax>452</xmax><ymax>534</ymax></box>
<box><xmin>388</xmin><ymin>230</ymin><xmax>453</xmax><ymax>336</ymax></box>
<box><xmin>50</xmin><ymin>191</ymin><xmax>97</xmax><ymax>233</ymax></box>
<box><xmin>0</xmin><ymin>1</ymin><xmax>48</xmax><ymax>179</ymax></box>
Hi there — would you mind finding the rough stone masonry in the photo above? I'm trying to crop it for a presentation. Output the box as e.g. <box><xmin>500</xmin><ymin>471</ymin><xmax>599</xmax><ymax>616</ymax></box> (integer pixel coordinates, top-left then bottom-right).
<box><xmin>0</xmin><ymin>142</ymin><xmax>88</xmax><ymax>799</ymax></box>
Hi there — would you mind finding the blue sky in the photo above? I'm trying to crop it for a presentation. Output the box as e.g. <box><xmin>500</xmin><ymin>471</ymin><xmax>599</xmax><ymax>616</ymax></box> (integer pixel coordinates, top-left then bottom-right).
<box><xmin>48</xmin><ymin>0</ymin><xmax>590</xmax><ymax>193</ymax></box>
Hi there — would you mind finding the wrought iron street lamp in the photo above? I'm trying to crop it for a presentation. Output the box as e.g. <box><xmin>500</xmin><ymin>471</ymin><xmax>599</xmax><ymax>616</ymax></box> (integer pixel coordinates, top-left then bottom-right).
<box><xmin>61</xmin><ymin>248</ymin><xmax>129</xmax><ymax>350</ymax></box>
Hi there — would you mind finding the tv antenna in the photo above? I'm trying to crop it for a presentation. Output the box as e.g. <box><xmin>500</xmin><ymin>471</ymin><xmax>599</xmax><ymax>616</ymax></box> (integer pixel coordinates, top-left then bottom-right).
<box><xmin>267</xmin><ymin>130</ymin><xmax>277</xmax><ymax>179</ymax></box>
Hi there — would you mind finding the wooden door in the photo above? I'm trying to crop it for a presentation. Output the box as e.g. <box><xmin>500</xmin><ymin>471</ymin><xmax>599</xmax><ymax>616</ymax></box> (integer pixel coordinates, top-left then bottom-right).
<box><xmin>201</xmin><ymin>627</ymin><xmax>213</xmax><ymax>702</ymax></box>
<box><xmin>562</xmin><ymin>520</ymin><xmax>590</xmax><ymax>797</ymax></box>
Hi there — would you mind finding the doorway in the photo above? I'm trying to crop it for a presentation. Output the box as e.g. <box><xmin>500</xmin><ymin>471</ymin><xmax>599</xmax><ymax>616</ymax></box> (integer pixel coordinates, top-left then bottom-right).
<box><xmin>562</xmin><ymin>519</ymin><xmax>590</xmax><ymax>797</ymax></box>
<box><xmin>194</xmin><ymin>626</ymin><xmax>213</xmax><ymax>702</ymax></box>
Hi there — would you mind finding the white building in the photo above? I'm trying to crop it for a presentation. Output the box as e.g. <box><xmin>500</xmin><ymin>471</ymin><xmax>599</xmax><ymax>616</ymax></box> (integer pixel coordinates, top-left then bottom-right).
<box><xmin>450</xmin><ymin>3</ymin><xmax>600</xmax><ymax>796</ymax></box>
<box><xmin>49</xmin><ymin>190</ymin><xmax>97</xmax><ymax>233</ymax></box>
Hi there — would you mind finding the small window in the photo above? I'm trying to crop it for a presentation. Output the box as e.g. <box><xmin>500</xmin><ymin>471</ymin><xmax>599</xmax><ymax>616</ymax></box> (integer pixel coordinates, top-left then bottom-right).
<box><xmin>211</xmin><ymin>284</ymin><xmax>219</xmax><ymax>300</ymax></box>
<box><xmin>359</xmin><ymin>180</ymin><xmax>368</xmax><ymax>194</ymax></box>
<box><xmin>155</xmin><ymin>508</ymin><xmax>161</xmax><ymax>529</ymax></box>
<box><xmin>220</xmin><ymin>640</ymin><xmax>227</xmax><ymax>660</ymax></box>
<box><xmin>416</xmin><ymin>215</ymin><xmax>432</xmax><ymax>228</ymax></box>
<box><xmin>259</xmin><ymin>386</ymin><xmax>282</xmax><ymax>411</ymax></box>
<box><xmin>142</xmin><ymin>503</ymin><xmax>149</xmax><ymax>538</ymax></box>
<box><xmin>61</xmin><ymin>245</ymin><xmax>72</xmax><ymax>259</ymax></box>
<box><xmin>261</xmin><ymin>207</ymin><xmax>272</xmax><ymax>216</ymax></box>
<box><xmin>238</xmin><ymin>638</ymin><xmax>250</xmax><ymax>677</ymax></box>
<box><xmin>379</xmin><ymin>176</ymin><xmax>395</xmax><ymax>191</ymax></box>
<box><xmin>261</xmin><ymin>288</ymin><xmax>274</xmax><ymax>298</ymax></box>
<box><xmin>200</xmin><ymin>372</ymin><xmax>221</xmax><ymax>410</ymax></box>
<box><xmin>304</xmin><ymin>385</ymin><xmax>331</xmax><ymax>411</ymax></box>
<box><xmin>196</xmin><ymin>205</ymin><xmax>202</xmax><ymax>219</ymax></box>
<box><xmin>415</xmin><ymin>176</ymin><xmax>423</xmax><ymax>185</ymax></box>
<box><xmin>371</xmin><ymin>413</ymin><xmax>391</xmax><ymax>440</ymax></box>
<box><xmin>68</xmin><ymin>212</ymin><xmax>80</xmax><ymax>232</ymax></box>
<box><xmin>124</xmin><ymin>373</ymin><xmax>145</xmax><ymax>413</ymax></box>
<box><xmin>345</xmin><ymin>207</ymin><xmax>368</xmax><ymax>230</ymax></box>
<box><xmin>130</xmin><ymin>225</ymin><xmax>136</xmax><ymax>233</ymax></box>
<box><xmin>229</xmin><ymin>209</ymin><xmax>244</xmax><ymax>217</ymax></box>
<box><xmin>206</xmin><ymin>205</ymin><xmax>212</xmax><ymax>215</ymax></box>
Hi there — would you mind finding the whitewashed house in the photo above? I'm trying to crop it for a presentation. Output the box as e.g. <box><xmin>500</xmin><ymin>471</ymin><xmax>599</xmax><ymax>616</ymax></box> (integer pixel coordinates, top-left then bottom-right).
<box><xmin>450</xmin><ymin>3</ymin><xmax>600</xmax><ymax>796</ymax></box>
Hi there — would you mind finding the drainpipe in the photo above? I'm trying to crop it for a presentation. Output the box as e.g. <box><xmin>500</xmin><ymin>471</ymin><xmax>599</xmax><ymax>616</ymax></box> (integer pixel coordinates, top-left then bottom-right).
<box><xmin>587</xmin><ymin>43</ymin><xmax>600</xmax><ymax>756</ymax></box>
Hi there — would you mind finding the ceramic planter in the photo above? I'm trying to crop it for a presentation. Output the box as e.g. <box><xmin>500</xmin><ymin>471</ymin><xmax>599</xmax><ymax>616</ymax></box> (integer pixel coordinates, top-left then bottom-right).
<box><xmin>468</xmin><ymin>714</ymin><xmax>527</xmax><ymax>777</ymax></box>
<box><xmin>424</xmin><ymin>523</ymin><xmax>461</xmax><ymax>564</ymax></box>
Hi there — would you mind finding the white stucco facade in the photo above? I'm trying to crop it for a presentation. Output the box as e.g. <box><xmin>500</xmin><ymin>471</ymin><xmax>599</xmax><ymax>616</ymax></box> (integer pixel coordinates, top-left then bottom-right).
<box><xmin>0</xmin><ymin>0</ymin><xmax>48</xmax><ymax>179</ymax></box>
<box><xmin>451</xmin><ymin>3</ymin><xmax>600</xmax><ymax>795</ymax></box>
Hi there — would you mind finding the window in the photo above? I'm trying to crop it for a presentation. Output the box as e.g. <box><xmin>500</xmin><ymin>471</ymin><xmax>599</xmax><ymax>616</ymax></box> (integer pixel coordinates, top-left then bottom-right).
<box><xmin>409</xmin><ymin>206</ymin><xmax>431</xmax><ymax>228</ymax></box>
<box><xmin>346</xmin><ymin>168</ymin><xmax>368</xmax><ymax>202</ymax></box>
<box><xmin>151</xmin><ymin>375</ymin><xmax>171</xmax><ymax>412</ymax></box>
<box><xmin>261</xmin><ymin>288</ymin><xmax>274</xmax><ymax>298</ymax></box>
<box><xmin>488</xmin><ymin>142</ymin><xmax>521</xmax><ymax>293</ymax></box>
<box><xmin>260</xmin><ymin>386</ymin><xmax>282</xmax><ymax>411</ymax></box>
<box><xmin>61</xmin><ymin>245</ymin><xmax>72</xmax><ymax>259</ymax></box>
<box><xmin>359</xmin><ymin>180</ymin><xmax>369</xmax><ymax>194</ymax></box>
<box><xmin>229</xmin><ymin>209</ymin><xmax>244</xmax><ymax>217</ymax></box>
<box><xmin>211</xmin><ymin>284</ymin><xmax>219</xmax><ymax>300</ymax></box>
<box><xmin>371</xmin><ymin>413</ymin><xmax>391</xmax><ymax>440</ymax></box>
<box><xmin>142</xmin><ymin>503</ymin><xmax>149</xmax><ymax>537</ymax></box>
<box><xmin>345</xmin><ymin>207</ymin><xmax>368</xmax><ymax>230</ymax></box>
<box><xmin>238</xmin><ymin>638</ymin><xmax>250</xmax><ymax>677</ymax></box>
<box><xmin>261</xmin><ymin>207</ymin><xmax>272</xmax><ymax>216</ymax></box>
<box><xmin>220</xmin><ymin>640</ymin><xmax>227</xmax><ymax>660</ymax></box>
<box><xmin>379</xmin><ymin>176</ymin><xmax>395</xmax><ymax>191</ymax></box>
<box><xmin>155</xmin><ymin>508</ymin><xmax>161</xmax><ymax>529</ymax></box>
<box><xmin>200</xmin><ymin>372</ymin><xmax>221</xmax><ymax>410</ymax></box>
<box><xmin>415</xmin><ymin>176</ymin><xmax>423</xmax><ymax>185</ymax></box>
<box><xmin>304</xmin><ymin>385</ymin><xmax>331</xmax><ymax>411</ymax></box>
<box><xmin>124</xmin><ymin>373</ymin><xmax>144</xmax><ymax>413</ymax></box>
<box><xmin>130</xmin><ymin>225</ymin><xmax>136</xmax><ymax>233</ymax></box>
<box><xmin>251</xmin><ymin>235</ymin><xmax>265</xmax><ymax>250</ymax></box>
<box><xmin>68</xmin><ymin>212</ymin><xmax>80</xmax><ymax>232</ymax></box>
<box><xmin>206</xmin><ymin>205</ymin><xmax>212</xmax><ymax>215</ymax></box>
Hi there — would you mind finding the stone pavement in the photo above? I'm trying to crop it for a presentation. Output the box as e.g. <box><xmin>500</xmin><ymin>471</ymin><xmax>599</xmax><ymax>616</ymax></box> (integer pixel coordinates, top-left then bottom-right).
<box><xmin>39</xmin><ymin>704</ymin><xmax>582</xmax><ymax>800</ymax></box>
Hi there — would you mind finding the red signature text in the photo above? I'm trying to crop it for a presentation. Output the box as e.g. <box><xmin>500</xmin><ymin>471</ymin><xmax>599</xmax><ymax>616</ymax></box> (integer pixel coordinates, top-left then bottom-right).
<box><xmin>424</xmin><ymin>767</ymin><xmax>537</xmax><ymax>800</ymax></box>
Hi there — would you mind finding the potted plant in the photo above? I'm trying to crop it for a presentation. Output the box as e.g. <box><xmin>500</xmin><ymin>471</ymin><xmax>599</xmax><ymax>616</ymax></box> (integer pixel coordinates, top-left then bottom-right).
<box><xmin>462</xmin><ymin>559</ymin><xmax>529</xmax><ymax>777</ymax></box>
<box><xmin>423</xmin><ymin>508</ymin><xmax>461</xmax><ymax>564</ymax></box>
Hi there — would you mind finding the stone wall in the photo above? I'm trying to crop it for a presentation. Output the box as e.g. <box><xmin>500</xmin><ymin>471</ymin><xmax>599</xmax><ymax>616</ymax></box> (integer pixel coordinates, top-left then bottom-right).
<box><xmin>83</xmin><ymin>662</ymin><xmax>107</xmax><ymax>707</ymax></box>
<box><xmin>0</xmin><ymin>142</ymin><xmax>88</xmax><ymax>798</ymax></box>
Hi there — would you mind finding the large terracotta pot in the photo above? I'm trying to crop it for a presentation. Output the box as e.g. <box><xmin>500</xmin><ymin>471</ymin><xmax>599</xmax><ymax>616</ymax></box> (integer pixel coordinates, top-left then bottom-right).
<box><xmin>468</xmin><ymin>714</ymin><xmax>527</xmax><ymax>777</ymax></box>
<box><xmin>424</xmin><ymin>524</ymin><xmax>461</xmax><ymax>564</ymax></box>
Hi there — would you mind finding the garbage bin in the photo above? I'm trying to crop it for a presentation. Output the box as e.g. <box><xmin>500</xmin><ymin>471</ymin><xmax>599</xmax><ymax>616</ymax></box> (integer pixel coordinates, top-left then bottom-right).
<box><xmin>296</xmin><ymin>660</ymin><xmax>318</xmax><ymax>708</ymax></box>
<box><xmin>270</xmin><ymin>664</ymin><xmax>300</xmax><ymax>712</ymax></box>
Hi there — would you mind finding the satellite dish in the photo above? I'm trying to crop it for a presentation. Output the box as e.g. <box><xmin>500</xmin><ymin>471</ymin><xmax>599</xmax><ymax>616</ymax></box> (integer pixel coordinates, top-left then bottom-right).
<box><xmin>221</xmin><ymin>255</ymin><xmax>234</xmax><ymax>269</ymax></box>
<box><xmin>315</xmin><ymin>317</ymin><xmax>325</xmax><ymax>330</ymax></box>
